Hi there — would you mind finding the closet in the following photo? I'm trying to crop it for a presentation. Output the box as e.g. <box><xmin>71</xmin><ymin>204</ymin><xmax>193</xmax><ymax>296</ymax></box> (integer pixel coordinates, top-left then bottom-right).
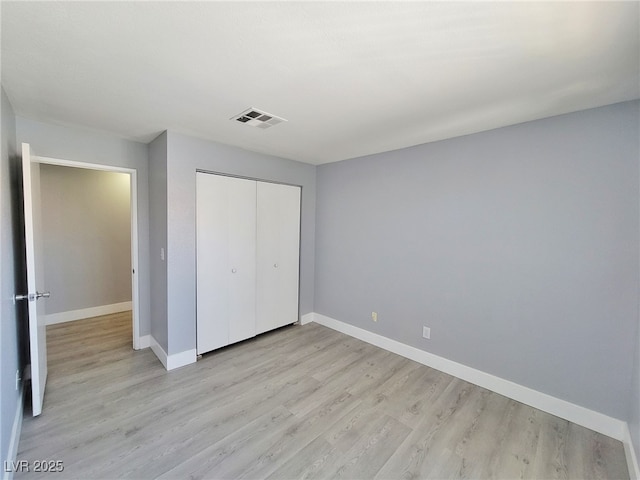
<box><xmin>196</xmin><ymin>172</ymin><xmax>301</xmax><ymax>355</ymax></box>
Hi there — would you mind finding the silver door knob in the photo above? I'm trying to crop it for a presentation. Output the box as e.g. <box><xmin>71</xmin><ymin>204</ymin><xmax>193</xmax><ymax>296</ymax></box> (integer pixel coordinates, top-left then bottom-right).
<box><xmin>231</xmin><ymin>268</ymin><xmax>237</xmax><ymax>273</ymax></box>
<box><xmin>273</xmin><ymin>264</ymin><xmax>278</xmax><ymax>268</ymax></box>
<box><xmin>13</xmin><ymin>291</ymin><xmax>50</xmax><ymax>302</ymax></box>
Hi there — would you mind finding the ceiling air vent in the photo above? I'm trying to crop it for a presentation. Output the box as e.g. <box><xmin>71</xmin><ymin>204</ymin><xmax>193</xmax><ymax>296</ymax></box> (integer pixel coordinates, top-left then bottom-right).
<box><xmin>231</xmin><ymin>108</ymin><xmax>287</xmax><ymax>129</ymax></box>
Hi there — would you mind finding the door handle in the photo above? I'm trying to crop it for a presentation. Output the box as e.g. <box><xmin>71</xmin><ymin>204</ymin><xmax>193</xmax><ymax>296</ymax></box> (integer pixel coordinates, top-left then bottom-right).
<box><xmin>13</xmin><ymin>291</ymin><xmax>50</xmax><ymax>303</ymax></box>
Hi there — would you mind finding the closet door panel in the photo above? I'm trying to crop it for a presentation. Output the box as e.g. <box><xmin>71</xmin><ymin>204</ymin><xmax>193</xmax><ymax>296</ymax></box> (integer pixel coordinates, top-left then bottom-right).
<box><xmin>196</xmin><ymin>173</ymin><xmax>256</xmax><ymax>354</ymax></box>
<box><xmin>256</xmin><ymin>182</ymin><xmax>301</xmax><ymax>334</ymax></box>
<box><xmin>196</xmin><ymin>173</ymin><xmax>229</xmax><ymax>354</ymax></box>
<box><xmin>227</xmin><ymin>178</ymin><xmax>257</xmax><ymax>344</ymax></box>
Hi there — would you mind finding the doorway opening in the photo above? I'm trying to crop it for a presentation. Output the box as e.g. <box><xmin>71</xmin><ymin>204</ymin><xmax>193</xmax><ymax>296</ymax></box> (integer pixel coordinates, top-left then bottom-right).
<box><xmin>34</xmin><ymin>155</ymin><xmax>141</xmax><ymax>349</ymax></box>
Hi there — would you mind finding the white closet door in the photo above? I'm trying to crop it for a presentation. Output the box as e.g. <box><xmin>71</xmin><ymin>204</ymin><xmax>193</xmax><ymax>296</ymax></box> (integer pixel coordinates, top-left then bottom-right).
<box><xmin>256</xmin><ymin>181</ymin><xmax>301</xmax><ymax>334</ymax></box>
<box><xmin>196</xmin><ymin>173</ymin><xmax>256</xmax><ymax>354</ymax></box>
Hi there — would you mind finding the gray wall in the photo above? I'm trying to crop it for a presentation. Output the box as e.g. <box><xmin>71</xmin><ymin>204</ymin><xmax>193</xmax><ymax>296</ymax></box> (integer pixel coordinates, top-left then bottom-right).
<box><xmin>40</xmin><ymin>164</ymin><xmax>131</xmax><ymax>314</ymax></box>
<box><xmin>164</xmin><ymin>131</ymin><xmax>316</xmax><ymax>355</ymax></box>
<box><xmin>632</xmin><ymin>327</ymin><xmax>640</xmax><ymax>465</ymax></box>
<box><xmin>315</xmin><ymin>100</ymin><xmax>639</xmax><ymax>421</ymax></box>
<box><xmin>15</xmin><ymin>117</ymin><xmax>150</xmax><ymax>336</ymax></box>
<box><xmin>633</xmin><ymin>135</ymin><xmax>640</xmax><ymax>461</ymax></box>
<box><xmin>148</xmin><ymin>132</ymin><xmax>168</xmax><ymax>351</ymax></box>
<box><xmin>0</xmin><ymin>88</ymin><xmax>22</xmax><ymax>469</ymax></box>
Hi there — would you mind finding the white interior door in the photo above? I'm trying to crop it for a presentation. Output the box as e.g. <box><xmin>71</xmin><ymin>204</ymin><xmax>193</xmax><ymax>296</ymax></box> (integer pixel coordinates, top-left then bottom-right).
<box><xmin>21</xmin><ymin>143</ymin><xmax>49</xmax><ymax>416</ymax></box>
<box><xmin>256</xmin><ymin>182</ymin><xmax>301</xmax><ymax>334</ymax></box>
<box><xmin>196</xmin><ymin>173</ymin><xmax>256</xmax><ymax>354</ymax></box>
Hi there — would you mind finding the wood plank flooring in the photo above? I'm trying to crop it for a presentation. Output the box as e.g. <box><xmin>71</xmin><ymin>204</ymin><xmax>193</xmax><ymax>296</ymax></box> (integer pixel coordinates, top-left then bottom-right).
<box><xmin>16</xmin><ymin>312</ymin><xmax>629</xmax><ymax>479</ymax></box>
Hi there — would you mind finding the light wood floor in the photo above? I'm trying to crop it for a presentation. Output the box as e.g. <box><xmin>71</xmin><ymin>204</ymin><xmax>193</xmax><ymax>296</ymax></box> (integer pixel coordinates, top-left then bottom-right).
<box><xmin>17</xmin><ymin>312</ymin><xmax>629</xmax><ymax>479</ymax></box>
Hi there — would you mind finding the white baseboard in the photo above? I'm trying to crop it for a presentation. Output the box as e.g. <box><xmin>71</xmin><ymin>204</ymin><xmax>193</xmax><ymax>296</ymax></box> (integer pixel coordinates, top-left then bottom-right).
<box><xmin>623</xmin><ymin>423</ymin><xmax>640</xmax><ymax>480</ymax></box>
<box><xmin>138</xmin><ymin>334</ymin><xmax>151</xmax><ymax>349</ymax></box>
<box><xmin>3</xmin><ymin>385</ymin><xmax>24</xmax><ymax>480</ymax></box>
<box><xmin>45</xmin><ymin>301</ymin><xmax>132</xmax><ymax>325</ymax></box>
<box><xmin>149</xmin><ymin>336</ymin><xmax>196</xmax><ymax>371</ymax></box>
<box><xmin>150</xmin><ymin>335</ymin><xmax>168</xmax><ymax>369</ymax></box>
<box><xmin>310</xmin><ymin>312</ymin><xmax>626</xmax><ymax>442</ymax></box>
<box><xmin>167</xmin><ymin>348</ymin><xmax>197</xmax><ymax>370</ymax></box>
<box><xmin>300</xmin><ymin>312</ymin><xmax>315</xmax><ymax>325</ymax></box>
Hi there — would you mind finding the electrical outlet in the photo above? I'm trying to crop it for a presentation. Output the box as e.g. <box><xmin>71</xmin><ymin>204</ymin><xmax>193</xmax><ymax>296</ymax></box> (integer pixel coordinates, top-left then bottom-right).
<box><xmin>422</xmin><ymin>326</ymin><xmax>431</xmax><ymax>339</ymax></box>
<box><xmin>15</xmin><ymin>370</ymin><xmax>20</xmax><ymax>390</ymax></box>
<box><xmin>371</xmin><ymin>311</ymin><xmax>378</xmax><ymax>322</ymax></box>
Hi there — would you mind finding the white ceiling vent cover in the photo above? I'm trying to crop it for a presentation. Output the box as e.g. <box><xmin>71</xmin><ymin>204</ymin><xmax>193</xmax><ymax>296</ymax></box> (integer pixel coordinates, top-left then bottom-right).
<box><xmin>231</xmin><ymin>108</ymin><xmax>287</xmax><ymax>129</ymax></box>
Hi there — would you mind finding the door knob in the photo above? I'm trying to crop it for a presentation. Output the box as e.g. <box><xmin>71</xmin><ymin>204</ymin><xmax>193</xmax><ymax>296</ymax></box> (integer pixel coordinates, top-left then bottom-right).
<box><xmin>231</xmin><ymin>268</ymin><xmax>237</xmax><ymax>273</ymax></box>
<box><xmin>13</xmin><ymin>291</ymin><xmax>50</xmax><ymax>303</ymax></box>
<box><xmin>274</xmin><ymin>264</ymin><xmax>278</xmax><ymax>268</ymax></box>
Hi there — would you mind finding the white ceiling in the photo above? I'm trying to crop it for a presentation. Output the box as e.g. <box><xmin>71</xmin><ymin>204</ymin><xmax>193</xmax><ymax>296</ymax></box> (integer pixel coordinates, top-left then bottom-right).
<box><xmin>2</xmin><ymin>1</ymin><xmax>639</xmax><ymax>165</ymax></box>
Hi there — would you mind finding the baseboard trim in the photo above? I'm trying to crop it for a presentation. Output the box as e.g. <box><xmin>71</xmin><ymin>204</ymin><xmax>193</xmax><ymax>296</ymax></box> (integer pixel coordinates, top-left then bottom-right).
<box><xmin>45</xmin><ymin>301</ymin><xmax>132</xmax><ymax>325</ymax></box>
<box><xmin>150</xmin><ymin>335</ymin><xmax>168</xmax><ymax>369</ymax></box>
<box><xmin>3</xmin><ymin>385</ymin><xmax>24</xmax><ymax>480</ymax></box>
<box><xmin>300</xmin><ymin>312</ymin><xmax>315</xmax><ymax>325</ymax></box>
<box><xmin>149</xmin><ymin>336</ymin><xmax>196</xmax><ymax>371</ymax></box>
<box><xmin>167</xmin><ymin>348</ymin><xmax>197</xmax><ymax>370</ymax></box>
<box><xmin>138</xmin><ymin>335</ymin><xmax>151</xmax><ymax>349</ymax></box>
<box><xmin>623</xmin><ymin>423</ymin><xmax>640</xmax><ymax>480</ymax></box>
<box><xmin>310</xmin><ymin>312</ymin><xmax>626</xmax><ymax>441</ymax></box>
